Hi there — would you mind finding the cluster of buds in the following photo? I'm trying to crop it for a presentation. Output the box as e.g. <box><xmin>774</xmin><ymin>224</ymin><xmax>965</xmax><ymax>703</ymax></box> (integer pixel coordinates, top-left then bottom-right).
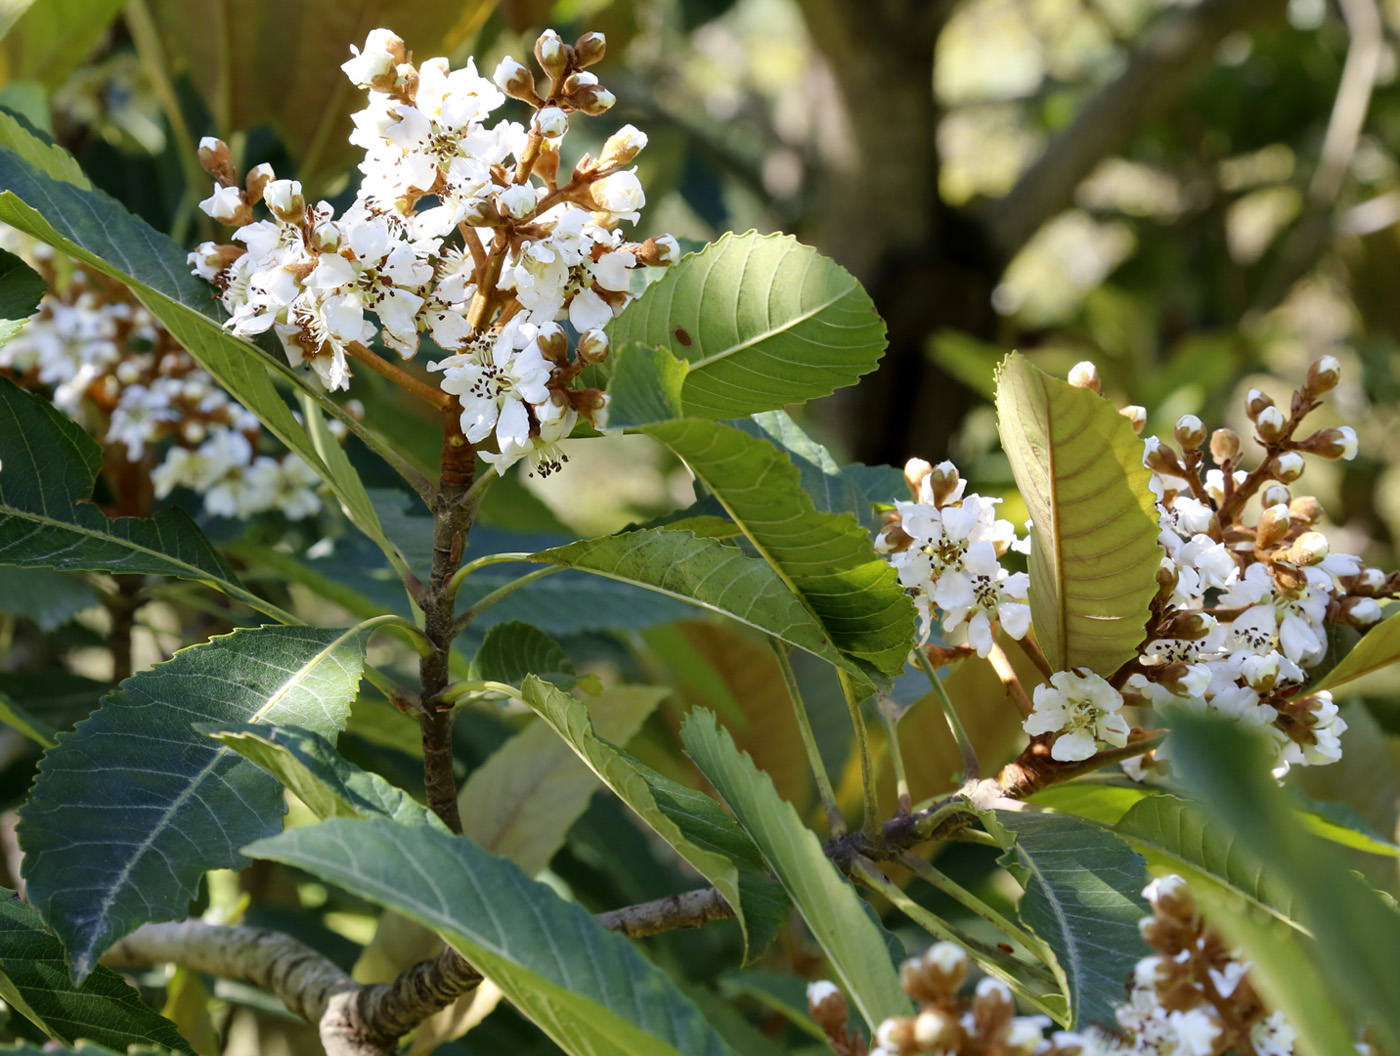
<box><xmin>0</xmin><ymin>231</ymin><xmax>322</xmax><ymax>520</ymax></box>
<box><xmin>191</xmin><ymin>27</ymin><xmax>679</xmax><ymax>477</ymax></box>
<box><xmin>876</xmin><ymin>459</ymin><xmax>1032</xmax><ymax>655</ymax></box>
<box><xmin>1122</xmin><ymin>356</ymin><xmax>1394</xmax><ymax>775</ymax></box>
<box><xmin>808</xmin><ymin>943</ymin><xmax>1081</xmax><ymax>1056</ymax></box>
<box><xmin>1071</xmin><ymin>875</ymin><xmax>1299</xmax><ymax>1055</ymax></box>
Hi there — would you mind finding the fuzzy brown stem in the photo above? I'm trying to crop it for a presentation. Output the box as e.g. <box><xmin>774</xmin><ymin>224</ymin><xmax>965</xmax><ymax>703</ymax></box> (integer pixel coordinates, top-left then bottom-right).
<box><xmin>346</xmin><ymin>341</ymin><xmax>450</xmax><ymax>411</ymax></box>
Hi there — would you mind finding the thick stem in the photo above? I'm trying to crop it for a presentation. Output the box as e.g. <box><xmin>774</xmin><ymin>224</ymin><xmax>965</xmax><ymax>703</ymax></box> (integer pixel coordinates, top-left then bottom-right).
<box><xmin>104</xmin><ymin>576</ymin><xmax>144</xmax><ymax>684</ymax></box>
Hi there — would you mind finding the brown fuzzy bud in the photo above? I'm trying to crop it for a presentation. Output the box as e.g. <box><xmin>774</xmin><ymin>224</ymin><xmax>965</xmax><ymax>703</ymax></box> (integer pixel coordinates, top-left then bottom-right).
<box><xmin>1307</xmin><ymin>354</ymin><xmax>1341</xmax><ymax>394</ymax></box>
<box><xmin>1245</xmin><ymin>387</ymin><xmax>1275</xmax><ymax>420</ymax></box>
<box><xmin>1067</xmin><ymin>360</ymin><xmax>1100</xmax><ymax>393</ymax></box>
<box><xmin>577</xmin><ymin>329</ymin><xmax>609</xmax><ymax>363</ymax></box>
<box><xmin>1261</xmin><ymin>484</ymin><xmax>1290</xmax><ymax>508</ymax></box>
<box><xmin>1161</xmin><ymin>610</ymin><xmax>1217</xmax><ymax>641</ymax></box>
<box><xmin>1255</xmin><ymin>503</ymin><xmax>1292</xmax><ymax>549</ymax></box>
<box><xmin>1174</xmin><ymin>414</ymin><xmax>1206</xmax><ymax>450</ymax></box>
<box><xmin>903</xmin><ymin>458</ymin><xmax>933</xmax><ymax>498</ymax></box>
<box><xmin>806</xmin><ymin>981</ymin><xmax>848</xmax><ymax>1036</ymax></box>
<box><xmin>495</xmin><ymin>58</ymin><xmax>540</xmax><ymax>105</ymax></box>
<box><xmin>1120</xmin><ymin>404</ymin><xmax>1147</xmax><ymax>434</ymax></box>
<box><xmin>971</xmin><ymin>979</ymin><xmax>1015</xmax><ymax>1040</ymax></box>
<box><xmin>1255</xmin><ymin>404</ymin><xmax>1287</xmax><ymax>442</ymax></box>
<box><xmin>198</xmin><ymin>137</ymin><xmax>234</xmax><ymax>181</ymax></box>
<box><xmin>574</xmin><ymin>31</ymin><xmax>606</xmax><ymax>67</ymax></box>
<box><xmin>929</xmin><ymin>462</ymin><xmax>962</xmax><ymax>506</ymax></box>
<box><xmin>1210</xmin><ymin>428</ymin><xmax>1241</xmax><ymax>465</ymax></box>
<box><xmin>535</xmin><ymin>325</ymin><xmax>569</xmax><ymax>365</ymax></box>
<box><xmin>571</xmin><ymin>83</ymin><xmax>616</xmax><ymax>116</ymax></box>
<box><xmin>1288</xmin><ymin>495</ymin><xmax>1322</xmax><ymax>526</ymax></box>
<box><xmin>632</xmin><ymin>234</ymin><xmax>680</xmax><ymax>267</ymax></box>
<box><xmin>244</xmin><ymin>163</ymin><xmax>274</xmax><ymax>207</ymax></box>
<box><xmin>875</xmin><ymin>1016</ymin><xmax>918</xmax><ymax>1055</ymax></box>
<box><xmin>1144</xmin><ymin>438</ymin><xmax>1183</xmax><ymax>475</ymax></box>
<box><xmin>1297</xmin><ymin>426</ymin><xmax>1359</xmax><ymax>461</ymax></box>
<box><xmin>1280</xmin><ymin>531</ymin><xmax>1329</xmax><ymax>566</ymax></box>
<box><xmin>462</xmin><ymin>196</ymin><xmax>506</xmax><ymax>227</ymax></box>
<box><xmin>535</xmin><ymin>29</ymin><xmax>570</xmax><ymax>76</ymax></box>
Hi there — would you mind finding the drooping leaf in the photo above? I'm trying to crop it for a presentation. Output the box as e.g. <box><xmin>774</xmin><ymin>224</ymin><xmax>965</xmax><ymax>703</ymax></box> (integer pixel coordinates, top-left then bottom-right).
<box><xmin>603</xmin><ymin>340</ymin><xmax>688</xmax><ymax>428</ymax></box>
<box><xmin>0</xmin><ymin>377</ymin><xmax>286</xmax><ymax>621</ymax></box>
<box><xmin>470</xmin><ymin>621</ymin><xmax>574</xmax><ymax>685</ymax></box>
<box><xmin>643</xmin><ymin>419</ymin><xmax>915</xmax><ymax>681</ymax></box>
<box><xmin>532</xmin><ymin>527</ymin><xmax>861</xmax><ymax>671</ymax></box>
<box><xmin>200</xmin><ymin>723</ymin><xmax>445</xmax><ymax>829</ymax></box>
<box><xmin>604</xmin><ymin>232</ymin><xmax>886</xmax><ymax>418</ymax></box>
<box><xmin>681</xmin><ymin>709</ymin><xmax>911</xmax><ymax>1031</ymax></box>
<box><xmin>1114</xmin><ymin>793</ymin><xmax>1301</xmax><ymax>926</ymax></box>
<box><xmin>522</xmin><ymin>677</ymin><xmax>788</xmax><ymax>961</ymax></box>
<box><xmin>0</xmin><ymin>889</ymin><xmax>193</xmax><ymax>1052</ymax></box>
<box><xmin>993</xmin><ymin>353</ymin><xmax>1159</xmax><ymax>674</ymax></box>
<box><xmin>0</xmin><ymin>126</ymin><xmax>406</xmax><ymax>572</ymax></box>
<box><xmin>0</xmin><ymin>567</ymin><xmax>99</xmax><ymax>631</ymax></box>
<box><xmin>0</xmin><ymin>245</ymin><xmax>45</xmax><ymax>347</ymax></box>
<box><xmin>19</xmin><ymin>625</ymin><xmax>367</xmax><ymax>981</ymax></box>
<box><xmin>985</xmin><ymin>810</ymin><xmax>1149</xmax><ymax>1030</ymax></box>
<box><xmin>247</xmin><ymin>817</ymin><xmax>736</xmax><ymax>1056</ymax></box>
<box><xmin>0</xmin><ymin>1</ymin><xmax>125</xmax><ymax>90</ymax></box>
<box><xmin>146</xmin><ymin>0</ymin><xmax>495</xmax><ymax>191</ymax></box>
<box><xmin>1168</xmin><ymin>713</ymin><xmax>1400</xmax><ymax>1052</ymax></box>
<box><xmin>1313</xmin><ymin>606</ymin><xmax>1400</xmax><ymax>691</ymax></box>
<box><xmin>459</xmin><ymin>684</ymin><xmax>662</xmax><ymax>876</ymax></box>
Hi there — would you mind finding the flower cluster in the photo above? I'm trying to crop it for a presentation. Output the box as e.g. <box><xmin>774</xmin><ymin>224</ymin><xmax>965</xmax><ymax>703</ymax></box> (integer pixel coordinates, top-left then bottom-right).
<box><xmin>1074</xmin><ymin>874</ymin><xmax>1299</xmax><ymax>1056</ymax></box>
<box><xmin>812</xmin><ymin>878</ymin><xmax>1303</xmax><ymax>1056</ymax></box>
<box><xmin>1119</xmin><ymin>356</ymin><xmax>1394</xmax><ymax>776</ymax></box>
<box><xmin>876</xmin><ymin>459</ymin><xmax>1032</xmax><ymax>655</ymax></box>
<box><xmin>0</xmin><ymin>231</ymin><xmax>322</xmax><ymax>520</ymax></box>
<box><xmin>807</xmin><ymin>942</ymin><xmax>1079</xmax><ymax>1056</ymax></box>
<box><xmin>190</xmin><ymin>27</ymin><xmax>678</xmax><ymax>476</ymax></box>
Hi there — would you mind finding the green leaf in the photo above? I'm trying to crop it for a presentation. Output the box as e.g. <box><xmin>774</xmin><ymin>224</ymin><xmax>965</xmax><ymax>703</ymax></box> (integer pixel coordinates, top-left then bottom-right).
<box><xmin>1027</xmin><ymin>782</ymin><xmax>1150</xmax><ymax>825</ymax></box>
<box><xmin>459</xmin><ymin>684</ymin><xmax>661</xmax><ymax>876</ymax></box>
<box><xmin>993</xmin><ymin>352</ymin><xmax>1159</xmax><ymax>674</ymax></box>
<box><xmin>0</xmin><ymin>377</ymin><xmax>287</xmax><ymax>621</ymax></box>
<box><xmin>0</xmin><ymin>567</ymin><xmax>98</xmax><ymax>631</ymax></box>
<box><xmin>18</xmin><ymin>625</ymin><xmax>367</xmax><ymax>981</ymax></box>
<box><xmin>1167</xmin><ymin>713</ymin><xmax>1400</xmax><ymax>1051</ymax></box>
<box><xmin>604</xmin><ymin>340</ymin><xmax>688</xmax><ymax>427</ymax></box>
<box><xmin>200</xmin><ymin>722</ymin><xmax>445</xmax><ymax>829</ymax></box>
<box><xmin>522</xmin><ymin>677</ymin><xmax>787</xmax><ymax>962</ymax></box>
<box><xmin>532</xmin><ymin>527</ymin><xmax>861</xmax><ymax>671</ymax></box>
<box><xmin>470</xmin><ymin>621</ymin><xmax>574</xmax><ymax>685</ymax></box>
<box><xmin>0</xmin><ymin>1044</ymin><xmax>178</xmax><ymax>1056</ymax></box>
<box><xmin>1114</xmin><ymin>793</ymin><xmax>1301</xmax><ymax>926</ymax></box>
<box><xmin>0</xmin><ymin>2</ymin><xmax>125</xmax><ymax>90</ymax></box>
<box><xmin>644</xmin><ymin>419</ymin><xmax>915</xmax><ymax>680</ymax></box>
<box><xmin>0</xmin><ymin>245</ymin><xmax>45</xmax><ymax>347</ymax></box>
<box><xmin>985</xmin><ymin>810</ymin><xmax>1149</xmax><ymax>1030</ymax></box>
<box><xmin>0</xmin><ymin>889</ymin><xmax>193</xmax><ymax>1052</ymax></box>
<box><xmin>605</xmin><ymin>232</ymin><xmax>886</xmax><ymax>419</ymax></box>
<box><xmin>0</xmin><ymin>109</ymin><xmax>89</xmax><ymax>189</ymax></box>
<box><xmin>0</xmin><ymin>125</ymin><xmax>405</xmax><ymax>571</ymax></box>
<box><xmin>681</xmin><ymin>709</ymin><xmax>911</xmax><ymax>1030</ymax></box>
<box><xmin>247</xmin><ymin>817</ymin><xmax>735</xmax><ymax>1056</ymax></box>
<box><xmin>718</xmin><ymin>970</ymin><xmax>825</xmax><ymax>1040</ymax></box>
<box><xmin>0</xmin><ymin>671</ymin><xmax>107</xmax><ymax>742</ymax></box>
<box><xmin>1313</xmin><ymin>606</ymin><xmax>1400</xmax><ymax>691</ymax></box>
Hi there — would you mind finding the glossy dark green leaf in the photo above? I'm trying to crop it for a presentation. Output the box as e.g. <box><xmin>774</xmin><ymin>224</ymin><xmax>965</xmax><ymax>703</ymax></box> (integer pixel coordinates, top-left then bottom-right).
<box><xmin>19</xmin><ymin>625</ymin><xmax>367</xmax><ymax>981</ymax></box>
<box><xmin>471</xmin><ymin>621</ymin><xmax>574</xmax><ymax>685</ymax></box>
<box><xmin>0</xmin><ymin>889</ymin><xmax>193</xmax><ymax>1052</ymax></box>
<box><xmin>247</xmin><ymin>818</ymin><xmax>736</xmax><ymax>1056</ymax></box>
<box><xmin>604</xmin><ymin>340</ymin><xmax>688</xmax><ymax>427</ymax></box>
<box><xmin>0</xmin><ymin>246</ymin><xmax>44</xmax><ymax>347</ymax></box>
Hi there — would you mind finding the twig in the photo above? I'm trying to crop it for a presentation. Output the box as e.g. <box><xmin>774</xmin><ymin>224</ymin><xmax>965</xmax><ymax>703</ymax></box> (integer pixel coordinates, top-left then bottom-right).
<box><xmin>986</xmin><ymin>642</ymin><xmax>1035</xmax><ymax>719</ymax></box>
<box><xmin>346</xmin><ymin>341</ymin><xmax>451</xmax><ymax>411</ymax></box>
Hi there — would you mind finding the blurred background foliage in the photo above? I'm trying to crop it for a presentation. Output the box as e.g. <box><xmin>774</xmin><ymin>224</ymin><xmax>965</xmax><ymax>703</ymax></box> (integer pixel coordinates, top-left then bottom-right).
<box><xmin>1</xmin><ymin>0</ymin><xmax>1399</xmax><ymax>1051</ymax></box>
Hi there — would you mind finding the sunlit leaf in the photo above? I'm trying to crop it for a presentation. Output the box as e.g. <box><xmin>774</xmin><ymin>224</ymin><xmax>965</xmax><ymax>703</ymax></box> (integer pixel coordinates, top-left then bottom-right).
<box><xmin>994</xmin><ymin>352</ymin><xmax>1159</xmax><ymax>674</ymax></box>
<box><xmin>248</xmin><ymin>818</ymin><xmax>735</xmax><ymax>1056</ymax></box>
<box><xmin>0</xmin><ymin>2</ymin><xmax>125</xmax><ymax>91</ymax></box>
<box><xmin>603</xmin><ymin>340</ymin><xmax>688</xmax><ymax>428</ymax></box>
<box><xmin>19</xmin><ymin>625</ymin><xmax>367</xmax><ymax>981</ymax></box>
<box><xmin>682</xmin><ymin>709</ymin><xmax>911</xmax><ymax>1031</ymax></box>
<box><xmin>0</xmin><ymin>889</ymin><xmax>193</xmax><ymax>1052</ymax></box>
<box><xmin>1313</xmin><ymin>607</ymin><xmax>1400</xmax><ymax>691</ymax></box>
<box><xmin>605</xmin><ymin>232</ymin><xmax>886</xmax><ymax>419</ymax></box>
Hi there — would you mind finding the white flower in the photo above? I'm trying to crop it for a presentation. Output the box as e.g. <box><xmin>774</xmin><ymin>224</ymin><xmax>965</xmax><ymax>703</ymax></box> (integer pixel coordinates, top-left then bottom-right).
<box><xmin>431</xmin><ymin>319</ymin><xmax>553</xmax><ymax>451</ymax></box>
<box><xmin>341</xmin><ymin>28</ymin><xmax>403</xmax><ymax>87</ymax></box>
<box><xmin>1024</xmin><ymin>670</ymin><xmax>1130</xmax><ymax>761</ymax></box>
<box><xmin>592</xmin><ymin>168</ymin><xmax>645</xmax><ymax>222</ymax></box>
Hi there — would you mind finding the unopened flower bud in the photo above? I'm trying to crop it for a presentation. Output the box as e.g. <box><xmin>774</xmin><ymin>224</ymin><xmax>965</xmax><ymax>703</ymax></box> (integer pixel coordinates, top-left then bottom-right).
<box><xmin>263</xmin><ymin>179</ymin><xmax>305</xmax><ymax>222</ymax></box>
<box><xmin>1120</xmin><ymin>404</ymin><xmax>1146</xmax><ymax>433</ymax></box>
<box><xmin>1144</xmin><ymin>436</ymin><xmax>1182</xmax><ymax>475</ymax></box>
<box><xmin>1174</xmin><ymin>414</ymin><xmax>1206</xmax><ymax>449</ymax></box>
<box><xmin>182</xmin><ymin>421</ymin><xmax>206</xmax><ymax>444</ymax></box>
<box><xmin>535</xmin><ymin>29</ymin><xmax>569</xmax><ymax>75</ymax></box>
<box><xmin>462</xmin><ymin>195</ymin><xmax>505</xmax><ymax>227</ymax></box>
<box><xmin>1346</xmin><ymin>596</ymin><xmax>1384</xmax><ymax>626</ymax></box>
<box><xmin>534</xmin><ymin>106</ymin><xmax>569</xmax><ymax>139</ymax></box>
<box><xmin>573</xmin><ymin>83</ymin><xmax>616</xmax><ymax>115</ymax></box>
<box><xmin>929</xmin><ymin>461</ymin><xmax>962</xmax><ymax>506</ymax></box>
<box><xmin>1241</xmin><ymin>652</ymin><xmax>1280</xmax><ymax>691</ymax></box>
<box><xmin>493</xmin><ymin>56</ymin><xmax>540</xmax><ymax>103</ymax></box>
<box><xmin>633</xmin><ymin>234</ymin><xmax>679</xmax><ymax>267</ymax></box>
<box><xmin>591</xmin><ymin>169</ymin><xmax>644</xmax><ymax>217</ymax></box>
<box><xmin>244</xmin><ymin>162</ymin><xmax>275</xmax><ymax>205</ymax></box>
<box><xmin>498</xmin><ymin>184</ymin><xmax>538</xmax><ymax>220</ymax></box>
<box><xmin>197</xmin><ymin>137</ymin><xmax>233</xmax><ymax>180</ymax></box>
<box><xmin>199</xmin><ymin>184</ymin><xmax>251</xmax><ymax>226</ymax></box>
<box><xmin>1261</xmin><ymin>484</ymin><xmax>1290</xmax><ymax>508</ymax></box>
<box><xmin>574</xmin><ymin>31</ymin><xmax>606</xmax><ymax>67</ymax></box>
<box><xmin>1210</xmin><ymin>428</ymin><xmax>1241</xmax><ymax>465</ymax></box>
<box><xmin>914</xmin><ymin>1009</ymin><xmax>954</xmax><ymax>1048</ymax></box>
<box><xmin>1308</xmin><ymin>354</ymin><xmax>1341</xmax><ymax>394</ymax></box>
<box><xmin>577</xmin><ymin>329</ymin><xmax>609</xmax><ymax>363</ymax></box>
<box><xmin>1308</xmin><ymin>425</ymin><xmax>1359</xmax><ymax>461</ymax></box>
<box><xmin>875</xmin><ymin>1016</ymin><xmax>916</xmax><ymax>1054</ymax></box>
<box><xmin>1288</xmin><ymin>495</ymin><xmax>1322</xmax><ymax>525</ymax></box>
<box><xmin>1245</xmin><ymin>387</ymin><xmax>1275</xmax><ymax>419</ymax></box>
<box><xmin>1272</xmin><ymin>450</ymin><xmax>1305</xmax><ymax>483</ymax></box>
<box><xmin>115</xmin><ymin>361</ymin><xmax>142</xmax><ymax>385</ymax></box>
<box><xmin>1255</xmin><ymin>404</ymin><xmax>1287</xmax><ymax>441</ymax></box>
<box><xmin>1289</xmin><ymin>531</ymin><xmax>1329</xmax><ymax>565</ymax></box>
<box><xmin>311</xmin><ymin>222</ymin><xmax>342</xmax><ymax>253</ymax></box>
<box><xmin>1165</xmin><ymin>610</ymin><xmax>1217</xmax><ymax>641</ymax></box>
<box><xmin>1067</xmin><ymin>360</ymin><xmax>1100</xmax><ymax>393</ymax></box>
<box><xmin>972</xmin><ymin>978</ymin><xmax>1014</xmax><ymax>1036</ymax></box>
<box><xmin>1006</xmin><ymin>1018</ymin><xmax>1048</xmax><ymax>1056</ymax></box>
<box><xmin>599</xmin><ymin>124</ymin><xmax>648</xmax><ymax>170</ymax></box>
<box><xmin>1256</xmin><ymin>503</ymin><xmax>1292</xmax><ymax>548</ymax></box>
<box><xmin>904</xmin><ymin>457</ymin><xmax>933</xmax><ymax>498</ymax></box>
<box><xmin>1357</xmin><ymin>567</ymin><xmax>1386</xmax><ymax>592</ymax></box>
<box><xmin>806</xmin><ymin>980</ymin><xmax>848</xmax><ymax>1036</ymax></box>
<box><xmin>535</xmin><ymin>322</ymin><xmax>569</xmax><ymax>364</ymax></box>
